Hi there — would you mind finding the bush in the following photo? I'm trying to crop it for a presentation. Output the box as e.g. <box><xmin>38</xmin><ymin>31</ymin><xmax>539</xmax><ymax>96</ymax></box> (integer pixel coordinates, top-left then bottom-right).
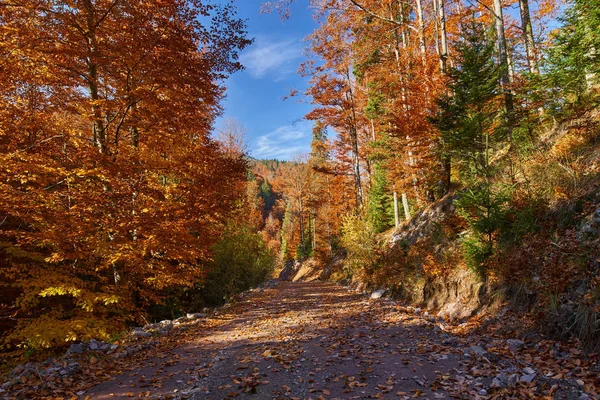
<box><xmin>340</xmin><ymin>213</ymin><xmax>379</xmax><ymax>282</ymax></box>
<box><xmin>196</xmin><ymin>224</ymin><xmax>275</xmax><ymax>307</ymax></box>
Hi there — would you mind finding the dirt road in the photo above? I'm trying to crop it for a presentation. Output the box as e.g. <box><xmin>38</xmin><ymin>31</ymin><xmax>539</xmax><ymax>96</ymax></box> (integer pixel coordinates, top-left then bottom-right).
<box><xmin>80</xmin><ymin>281</ymin><xmax>597</xmax><ymax>400</ymax></box>
<box><xmin>82</xmin><ymin>281</ymin><xmax>465</xmax><ymax>399</ymax></box>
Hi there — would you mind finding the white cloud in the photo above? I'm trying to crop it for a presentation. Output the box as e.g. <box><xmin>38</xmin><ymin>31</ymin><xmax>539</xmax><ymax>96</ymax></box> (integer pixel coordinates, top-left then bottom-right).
<box><xmin>252</xmin><ymin>122</ymin><xmax>312</xmax><ymax>160</ymax></box>
<box><xmin>240</xmin><ymin>36</ymin><xmax>302</xmax><ymax>81</ymax></box>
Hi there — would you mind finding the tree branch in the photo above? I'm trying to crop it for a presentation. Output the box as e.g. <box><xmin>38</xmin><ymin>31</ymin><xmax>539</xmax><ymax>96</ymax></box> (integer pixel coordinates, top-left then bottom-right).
<box><xmin>18</xmin><ymin>135</ymin><xmax>64</xmax><ymax>152</ymax></box>
<box><xmin>348</xmin><ymin>0</ymin><xmax>418</xmax><ymax>33</ymax></box>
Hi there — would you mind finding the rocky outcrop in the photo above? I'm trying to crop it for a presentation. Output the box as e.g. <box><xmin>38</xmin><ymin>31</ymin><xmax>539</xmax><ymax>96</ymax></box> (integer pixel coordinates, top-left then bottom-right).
<box><xmin>579</xmin><ymin>206</ymin><xmax>600</xmax><ymax>241</ymax></box>
<box><xmin>319</xmin><ymin>251</ymin><xmax>347</xmax><ymax>280</ymax></box>
<box><xmin>422</xmin><ymin>268</ymin><xmax>490</xmax><ymax>320</ymax></box>
<box><xmin>391</xmin><ymin>193</ymin><xmax>458</xmax><ymax>248</ymax></box>
<box><xmin>278</xmin><ymin>260</ymin><xmax>299</xmax><ymax>281</ymax></box>
<box><xmin>387</xmin><ymin>193</ymin><xmax>492</xmax><ymax>320</ymax></box>
<box><xmin>279</xmin><ymin>258</ymin><xmax>335</xmax><ymax>282</ymax></box>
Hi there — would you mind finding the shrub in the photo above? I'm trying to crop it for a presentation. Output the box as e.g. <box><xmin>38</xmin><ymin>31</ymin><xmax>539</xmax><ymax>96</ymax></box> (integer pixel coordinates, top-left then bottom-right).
<box><xmin>340</xmin><ymin>213</ymin><xmax>379</xmax><ymax>282</ymax></box>
<box><xmin>196</xmin><ymin>224</ymin><xmax>275</xmax><ymax>307</ymax></box>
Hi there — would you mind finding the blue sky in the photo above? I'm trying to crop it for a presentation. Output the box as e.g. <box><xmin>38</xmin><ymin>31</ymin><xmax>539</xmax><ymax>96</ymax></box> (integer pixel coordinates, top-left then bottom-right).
<box><xmin>216</xmin><ymin>0</ymin><xmax>317</xmax><ymax>161</ymax></box>
<box><xmin>215</xmin><ymin>1</ymin><xmax>562</xmax><ymax>161</ymax></box>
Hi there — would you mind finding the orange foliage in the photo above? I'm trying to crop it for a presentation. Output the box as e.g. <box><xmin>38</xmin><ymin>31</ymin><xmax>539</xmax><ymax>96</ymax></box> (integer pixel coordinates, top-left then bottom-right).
<box><xmin>0</xmin><ymin>0</ymin><xmax>250</xmax><ymax>351</ymax></box>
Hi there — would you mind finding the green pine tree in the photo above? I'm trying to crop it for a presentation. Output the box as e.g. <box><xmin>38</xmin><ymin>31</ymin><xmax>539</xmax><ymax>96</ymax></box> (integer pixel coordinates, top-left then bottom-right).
<box><xmin>259</xmin><ymin>179</ymin><xmax>275</xmax><ymax>212</ymax></box>
<box><xmin>430</xmin><ymin>20</ymin><xmax>504</xmax><ymax>178</ymax></box>
<box><xmin>543</xmin><ymin>0</ymin><xmax>600</xmax><ymax>111</ymax></box>
<box><xmin>367</xmin><ymin>164</ymin><xmax>394</xmax><ymax>233</ymax></box>
<box><xmin>430</xmin><ymin>20</ymin><xmax>508</xmax><ymax>276</ymax></box>
<box><xmin>310</xmin><ymin>121</ymin><xmax>330</xmax><ymax>171</ymax></box>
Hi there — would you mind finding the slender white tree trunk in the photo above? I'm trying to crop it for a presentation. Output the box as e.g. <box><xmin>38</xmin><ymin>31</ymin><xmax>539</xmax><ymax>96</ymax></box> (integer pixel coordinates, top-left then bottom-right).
<box><xmin>393</xmin><ymin>191</ymin><xmax>400</xmax><ymax>228</ymax></box>
<box><xmin>493</xmin><ymin>0</ymin><xmax>515</xmax><ymax>120</ymax></box>
<box><xmin>402</xmin><ymin>193</ymin><xmax>411</xmax><ymax>221</ymax></box>
<box><xmin>519</xmin><ymin>0</ymin><xmax>539</xmax><ymax>75</ymax></box>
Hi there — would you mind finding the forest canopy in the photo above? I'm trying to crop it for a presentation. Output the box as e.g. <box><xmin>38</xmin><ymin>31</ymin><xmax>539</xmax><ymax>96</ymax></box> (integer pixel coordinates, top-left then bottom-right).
<box><xmin>0</xmin><ymin>0</ymin><xmax>254</xmax><ymax>354</ymax></box>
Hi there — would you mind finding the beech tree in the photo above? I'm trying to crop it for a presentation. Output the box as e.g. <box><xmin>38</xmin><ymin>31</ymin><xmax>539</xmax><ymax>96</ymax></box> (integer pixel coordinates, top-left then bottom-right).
<box><xmin>0</xmin><ymin>0</ymin><xmax>250</xmax><ymax>350</ymax></box>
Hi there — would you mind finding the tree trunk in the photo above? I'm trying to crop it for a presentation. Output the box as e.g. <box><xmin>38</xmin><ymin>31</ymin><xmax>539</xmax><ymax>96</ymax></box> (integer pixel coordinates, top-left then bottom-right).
<box><xmin>415</xmin><ymin>0</ymin><xmax>426</xmax><ymax>65</ymax></box>
<box><xmin>402</xmin><ymin>193</ymin><xmax>411</xmax><ymax>221</ymax></box>
<box><xmin>370</xmin><ymin>119</ymin><xmax>376</xmax><ymax>141</ymax></box>
<box><xmin>441</xmin><ymin>155</ymin><xmax>451</xmax><ymax>195</ymax></box>
<box><xmin>437</xmin><ymin>0</ymin><xmax>451</xmax><ymax>195</ymax></box>
<box><xmin>326</xmin><ymin>176</ymin><xmax>333</xmax><ymax>257</ymax></box>
<box><xmin>299</xmin><ymin>198</ymin><xmax>305</xmax><ymax>254</ymax></box>
<box><xmin>345</xmin><ymin>71</ymin><xmax>364</xmax><ymax>208</ymax></box>
<box><xmin>131</xmin><ymin>101</ymin><xmax>140</xmax><ymax>148</ymax></box>
<box><xmin>492</xmin><ymin>0</ymin><xmax>515</xmax><ymax>125</ymax></box>
<box><xmin>437</xmin><ymin>0</ymin><xmax>448</xmax><ymax>74</ymax></box>
<box><xmin>519</xmin><ymin>0</ymin><xmax>539</xmax><ymax>75</ymax></box>
<box><xmin>393</xmin><ymin>191</ymin><xmax>399</xmax><ymax>228</ymax></box>
<box><xmin>312</xmin><ymin>213</ymin><xmax>316</xmax><ymax>252</ymax></box>
<box><xmin>83</xmin><ymin>0</ymin><xmax>107</xmax><ymax>154</ymax></box>
<box><xmin>389</xmin><ymin>12</ymin><xmax>422</xmax><ymax>206</ymax></box>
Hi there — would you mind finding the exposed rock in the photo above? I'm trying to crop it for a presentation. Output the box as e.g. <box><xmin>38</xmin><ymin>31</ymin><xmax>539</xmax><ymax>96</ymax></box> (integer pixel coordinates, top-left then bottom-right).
<box><xmin>186</xmin><ymin>313</ymin><xmax>206</xmax><ymax>320</ymax></box>
<box><xmin>278</xmin><ymin>260</ymin><xmax>298</xmax><ymax>281</ymax></box>
<box><xmin>384</xmin><ymin>193</ymin><xmax>494</xmax><ymax>320</ymax></box>
<box><xmin>370</xmin><ymin>289</ymin><xmax>386</xmax><ymax>299</ymax></box>
<box><xmin>442</xmin><ymin>337</ymin><xmax>459</xmax><ymax>346</ymax></box>
<box><xmin>490</xmin><ymin>371</ymin><xmax>520</xmax><ymax>389</ymax></box>
<box><xmin>88</xmin><ymin>339</ymin><xmax>108</xmax><ymax>351</ymax></box>
<box><xmin>68</xmin><ymin>343</ymin><xmax>86</xmax><ymax>354</ymax></box>
<box><xmin>291</xmin><ymin>259</ymin><xmax>323</xmax><ymax>282</ymax></box>
<box><xmin>133</xmin><ymin>328</ymin><xmax>151</xmax><ymax>337</ymax></box>
<box><xmin>506</xmin><ymin>339</ymin><xmax>525</xmax><ymax>353</ymax></box>
<box><xmin>464</xmin><ymin>345</ymin><xmax>487</xmax><ymax>357</ymax></box>
<box><xmin>490</xmin><ymin>377</ymin><xmax>504</xmax><ymax>389</ymax></box>
<box><xmin>520</xmin><ymin>374</ymin><xmax>536</xmax><ymax>383</ymax></box>
<box><xmin>319</xmin><ymin>250</ymin><xmax>347</xmax><ymax>280</ymax></box>
<box><xmin>391</xmin><ymin>193</ymin><xmax>458</xmax><ymax>247</ymax></box>
<box><xmin>579</xmin><ymin>207</ymin><xmax>600</xmax><ymax>240</ymax></box>
<box><xmin>42</xmin><ymin>367</ymin><xmax>61</xmax><ymax>376</ymax></box>
<box><xmin>508</xmin><ymin>374</ymin><xmax>519</xmax><ymax>387</ymax></box>
<box><xmin>10</xmin><ymin>364</ymin><xmax>25</xmax><ymax>378</ymax></box>
<box><xmin>59</xmin><ymin>362</ymin><xmax>80</xmax><ymax>377</ymax></box>
<box><xmin>432</xmin><ymin>269</ymin><xmax>487</xmax><ymax>321</ymax></box>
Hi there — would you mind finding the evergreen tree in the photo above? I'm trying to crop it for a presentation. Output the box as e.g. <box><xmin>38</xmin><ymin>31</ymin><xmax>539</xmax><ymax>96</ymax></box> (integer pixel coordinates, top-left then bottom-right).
<box><xmin>543</xmin><ymin>0</ymin><xmax>600</xmax><ymax>110</ymax></box>
<box><xmin>431</xmin><ymin>20</ymin><xmax>504</xmax><ymax>180</ymax></box>
<box><xmin>367</xmin><ymin>164</ymin><xmax>394</xmax><ymax>233</ymax></box>
<box><xmin>310</xmin><ymin>121</ymin><xmax>330</xmax><ymax>172</ymax></box>
<box><xmin>430</xmin><ymin>20</ymin><xmax>507</xmax><ymax>276</ymax></box>
<box><xmin>259</xmin><ymin>179</ymin><xmax>275</xmax><ymax>212</ymax></box>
